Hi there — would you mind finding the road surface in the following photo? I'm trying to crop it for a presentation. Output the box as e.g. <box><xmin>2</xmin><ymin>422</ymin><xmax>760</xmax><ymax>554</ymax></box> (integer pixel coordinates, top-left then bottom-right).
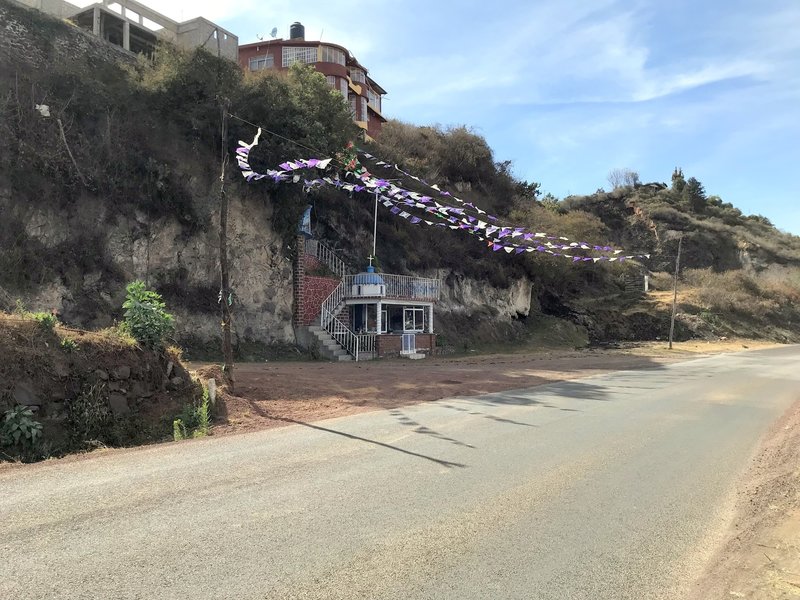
<box><xmin>2</xmin><ymin>346</ymin><xmax>798</xmax><ymax>599</ymax></box>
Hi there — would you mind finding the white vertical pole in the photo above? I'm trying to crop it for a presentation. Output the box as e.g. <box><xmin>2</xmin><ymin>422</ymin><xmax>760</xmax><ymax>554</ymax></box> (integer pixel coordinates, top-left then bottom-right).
<box><xmin>373</xmin><ymin>192</ymin><xmax>378</xmax><ymax>261</ymax></box>
<box><xmin>428</xmin><ymin>304</ymin><xmax>434</xmax><ymax>333</ymax></box>
<box><xmin>376</xmin><ymin>300</ymin><xmax>382</xmax><ymax>334</ymax></box>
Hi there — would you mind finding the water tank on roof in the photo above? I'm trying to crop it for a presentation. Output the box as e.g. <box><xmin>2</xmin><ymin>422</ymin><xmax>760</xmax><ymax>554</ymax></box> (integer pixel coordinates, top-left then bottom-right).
<box><xmin>290</xmin><ymin>22</ymin><xmax>305</xmax><ymax>40</ymax></box>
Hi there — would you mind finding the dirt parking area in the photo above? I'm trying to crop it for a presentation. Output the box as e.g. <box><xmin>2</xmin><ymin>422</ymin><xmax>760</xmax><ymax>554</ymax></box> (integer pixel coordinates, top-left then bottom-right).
<box><xmin>193</xmin><ymin>339</ymin><xmax>777</xmax><ymax>435</ymax></box>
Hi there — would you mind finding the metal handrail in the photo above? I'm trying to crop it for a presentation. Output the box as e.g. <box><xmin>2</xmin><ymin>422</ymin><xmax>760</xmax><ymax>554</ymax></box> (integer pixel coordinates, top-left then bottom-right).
<box><xmin>321</xmin><ymin>308</ymin><xmax>375</xmax><ymax>361</ymax></box>
<box><xmin>305</xmin><ymin>239</ymin><xmax>349</xmax><ymax>278</ymax></box>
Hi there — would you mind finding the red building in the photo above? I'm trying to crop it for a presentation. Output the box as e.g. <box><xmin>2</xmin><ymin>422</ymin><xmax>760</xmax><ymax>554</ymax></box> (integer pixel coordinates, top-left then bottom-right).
<box><xmin>238</xmin><ymin>23</ymin><xmax>387</xmax><ymax>139</ymax></box>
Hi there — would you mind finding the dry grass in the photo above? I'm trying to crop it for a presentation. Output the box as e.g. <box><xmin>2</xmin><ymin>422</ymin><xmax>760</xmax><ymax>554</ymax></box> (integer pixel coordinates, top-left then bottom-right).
<box><xmin>681</xmin><ymin>267</ymin><xmax>800</xmax><ymax>318</ymax></box>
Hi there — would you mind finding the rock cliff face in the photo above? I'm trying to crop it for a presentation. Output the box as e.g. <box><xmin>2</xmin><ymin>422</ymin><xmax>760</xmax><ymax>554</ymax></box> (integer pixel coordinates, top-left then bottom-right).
<box><xmin>2</xmin><ymin>180</ymin><xmax>296</xmax><ymax>348</ymax></box>
<box><xmin>437</xmin><ymin>271</ymin><xmax>533</xmax><ymax>320</ymax></box>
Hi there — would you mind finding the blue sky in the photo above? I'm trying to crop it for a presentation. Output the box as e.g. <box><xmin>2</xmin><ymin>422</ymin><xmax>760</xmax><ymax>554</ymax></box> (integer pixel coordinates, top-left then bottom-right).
<box><xmin>86</xmin><ymin>1</ymin><xmax>800</xmax><ymax>233</ymax></box>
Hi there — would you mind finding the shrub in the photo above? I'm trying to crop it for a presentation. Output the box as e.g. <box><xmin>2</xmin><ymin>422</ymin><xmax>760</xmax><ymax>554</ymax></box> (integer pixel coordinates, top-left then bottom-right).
<box><xmin>1</xmin><ymin>406</ymin><xmax>43</xmax><ymax>459</ymax></box>
<box><xmin>66</xmin><ymin>382</ymin><xmax>112</xmax><ymax>445</ymax></box>
<box><xmin>121</xmin><ymin>281</ymin><xmax>175</xmax><ymax>348</ymax></box>
<box><xmin>60</xmin><ymin>337</ymin><xmax>78</xmax><ymax>352</ymax></box>
<box><xmin>31</xmin><ymin>312</ymin><xmax>58</xmax><ymax>331</ymax></box>
<box><xmin>172</xmin><ymin>385</ymin><xmax>211</xmax><ymax>441</ymax></box>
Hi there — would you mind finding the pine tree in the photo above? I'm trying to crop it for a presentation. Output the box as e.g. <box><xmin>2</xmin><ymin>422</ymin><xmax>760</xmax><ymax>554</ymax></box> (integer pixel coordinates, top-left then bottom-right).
<box><xmin>683</xmin><ymin>176</ymin><xmax>706</xmax><ymax>213</ymax></box>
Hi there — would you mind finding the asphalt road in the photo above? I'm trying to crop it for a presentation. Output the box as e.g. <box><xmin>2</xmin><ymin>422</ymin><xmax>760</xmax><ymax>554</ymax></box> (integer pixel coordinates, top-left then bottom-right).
<box><xmin>2</xmin><ymin>346</ymin><xmax>799</xmax><ymax>600</ymax></box>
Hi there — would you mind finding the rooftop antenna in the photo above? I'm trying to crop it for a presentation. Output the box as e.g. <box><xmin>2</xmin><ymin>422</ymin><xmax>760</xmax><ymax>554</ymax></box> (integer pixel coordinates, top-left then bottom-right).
<box><xmin>270</xmin><ymin>27</ymin><xmax>278</xmax><ymax>38</ymax></box>
<box><xmin>256</xmin><ymin>33</ymin><xmax>263</xmax><ymax>41</ymax></box>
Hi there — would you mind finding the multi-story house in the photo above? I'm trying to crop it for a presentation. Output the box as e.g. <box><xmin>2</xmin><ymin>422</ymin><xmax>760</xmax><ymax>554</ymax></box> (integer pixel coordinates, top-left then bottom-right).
<box><xmin>16</xmin><ymin>0</ymin><xmax>238</xmax><ymax>60</ymax></box>
<box><xmin>238</xmin><ymin>23</ymin><xmax>387</xmax><ymax>139</ymax></box>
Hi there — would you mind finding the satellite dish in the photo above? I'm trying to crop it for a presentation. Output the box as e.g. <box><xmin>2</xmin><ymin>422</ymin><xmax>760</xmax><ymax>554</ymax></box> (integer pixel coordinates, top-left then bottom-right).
<box><xmin>270</xmin><ymin>27</ymin><xmax>278</xmax><ymax>38</ymax></box>
<box><xmin>256</xmin><ymin>33</ymin><xmax>263</xmax><ymax>41</ymax></box>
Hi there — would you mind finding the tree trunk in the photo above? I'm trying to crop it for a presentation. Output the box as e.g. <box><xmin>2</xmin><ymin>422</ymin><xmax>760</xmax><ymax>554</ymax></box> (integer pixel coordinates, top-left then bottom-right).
<box><xmin>218</xmin><ymin>103</ymin><xmax>235</xmax><ymax>392</ymax></box>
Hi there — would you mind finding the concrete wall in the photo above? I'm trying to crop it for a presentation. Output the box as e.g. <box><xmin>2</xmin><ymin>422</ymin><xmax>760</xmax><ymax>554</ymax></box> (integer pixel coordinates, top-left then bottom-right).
<box><xmin>176</xmin><ymin>17</ymin><xmax>238</xmax><ymax>61</ymax></box>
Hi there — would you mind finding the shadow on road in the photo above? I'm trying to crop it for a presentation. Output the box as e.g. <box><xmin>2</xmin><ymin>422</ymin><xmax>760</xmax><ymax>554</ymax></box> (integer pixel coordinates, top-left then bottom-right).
<box><xmin>389</xmin><ymin>409</ymin><xmax>476</xmax><ymax>449</ymax></box>
<box><xmin>246</xmin><ymin>400</ymin><xmax>466</xmax><ymax>469</ymax></box>
<box><xmin>438</xmin><ymin>403</ymin><xmax>539</xmax><ymax>426</ymax></box>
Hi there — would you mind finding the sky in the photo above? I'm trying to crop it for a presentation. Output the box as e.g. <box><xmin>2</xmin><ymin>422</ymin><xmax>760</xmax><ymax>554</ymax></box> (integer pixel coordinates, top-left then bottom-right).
<box><xmin>75</xmin><ymin>1</ymin><xmax>800</xmax><ymax>233</ymax></box>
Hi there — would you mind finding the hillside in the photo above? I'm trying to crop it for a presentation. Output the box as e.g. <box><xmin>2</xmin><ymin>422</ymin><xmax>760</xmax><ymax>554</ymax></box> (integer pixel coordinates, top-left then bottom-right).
<box><xmin>1</xmin><ymin>0</ymin><xmax>799</xmax><ymax>359</ymax></box>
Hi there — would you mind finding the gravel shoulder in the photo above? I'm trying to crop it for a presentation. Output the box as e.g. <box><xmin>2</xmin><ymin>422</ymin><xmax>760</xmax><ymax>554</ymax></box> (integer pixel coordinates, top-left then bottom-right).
<box><xmin>689</xmin><ymin>397</ymin><xmax>800</xmax><ymax>599</ymax></box>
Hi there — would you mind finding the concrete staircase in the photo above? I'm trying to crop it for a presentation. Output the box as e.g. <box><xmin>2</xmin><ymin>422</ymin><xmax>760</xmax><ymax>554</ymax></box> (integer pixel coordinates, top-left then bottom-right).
<box><xmin>306</xmin><ymin>325</ymin><xmax>353</xmax><ymax>362</ymax></box>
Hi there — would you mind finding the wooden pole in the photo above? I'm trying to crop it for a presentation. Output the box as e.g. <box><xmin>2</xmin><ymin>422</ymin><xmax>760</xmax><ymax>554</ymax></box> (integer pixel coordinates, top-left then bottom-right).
<box><xmin>668</xmin><ymin>235</ymin><xmax>683</xmax><ymax>350</ymax></box>
<box><xmin>218</xmin><ymin>102</ymin><xmax>235</xmax><ymax>391</ymax></box>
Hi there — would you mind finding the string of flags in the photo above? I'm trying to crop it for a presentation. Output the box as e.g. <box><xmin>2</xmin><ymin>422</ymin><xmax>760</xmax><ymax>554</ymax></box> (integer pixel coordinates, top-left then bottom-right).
<box><xmin>235</xmin><ymin>128</ymin><xmax>651</xmax><ymax>263</ymax></box>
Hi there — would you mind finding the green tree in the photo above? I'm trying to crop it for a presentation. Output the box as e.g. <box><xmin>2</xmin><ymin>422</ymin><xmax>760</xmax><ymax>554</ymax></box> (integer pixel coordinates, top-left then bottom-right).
<box><xmin>671</xmin><ymin>167</ymin><xmax>686</xmax><ymax>193</ymax></box>
<box><xmin>121</xmin><ymin>281</ymin><xmax>175</xmax><ymax>348</ymax></box>
<box><xmin>683</xmin><ymin>176</ymin><xmax>706</xmax><ymax>213</ymax></box>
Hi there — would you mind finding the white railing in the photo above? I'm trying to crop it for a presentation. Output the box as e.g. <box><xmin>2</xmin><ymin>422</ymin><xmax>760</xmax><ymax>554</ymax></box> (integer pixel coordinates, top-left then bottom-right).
<box><xmin>321</xmin><ymin>308</ymin><xmax>375</xmax><ymax>361</ymax></box>
<box><xmin>304</xmin><ymin>239</ymin><xmax>349</xmax><ymax>278</ymax></box>
<box><xmin>358</xmin><ymin>333</ymin><xmax>376</xmax><ymax>355</ymax></box>
<box><xmin>320</xmin><ymin>280</ymin><xmax>371</xmax><ymax>361</ymax></box>
<box><xmin>320</xmin><ymin>280</ymin><xmax>345</xmax><ymax>329</ymax></box>
<box><xmin>340</xmin><ymin>274</ymin><xmax>441</xmax><ymax>301</ymax></box>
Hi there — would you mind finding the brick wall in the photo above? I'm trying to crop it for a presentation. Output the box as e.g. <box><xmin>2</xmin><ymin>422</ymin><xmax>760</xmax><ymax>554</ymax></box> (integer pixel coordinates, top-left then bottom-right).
<box><xmin>293</xmin><ymin>235</ymin><xmax>346</xmax><ymax>327</ymax></box>
<box><xmin>376</xmin><ymin>334</ymin><xmax>436</xmax><ymax>358</ymax></box>
<box><xmin>299</xmin><ymin>276</ymin><xmax>340</xmax><ymax>325</ymax></box>
<box><xmin>303</xmin><ymin>254</ymin><xmax>322</xmax><ymax>272</ymax></box>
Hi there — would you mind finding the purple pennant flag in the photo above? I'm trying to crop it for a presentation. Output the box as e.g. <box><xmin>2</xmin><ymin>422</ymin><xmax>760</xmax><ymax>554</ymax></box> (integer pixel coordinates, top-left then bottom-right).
<box><xmin>524</xmin><ymin>233</ymin><xmax>534</xmax><ymax>241</ymax></box>
<box><xmin>278</xmin><ymin>162</ymin><xmax>291</xmax><ymax>171</ymax></box>
<box><xmin>410</xmin><ymin>216</ymin><xmax>422</xmax><ymax>224</ymax></box>
<box><xmin>390</xmin><ymin>207</ymin><xmax>401</xmax><ymax>214</ymax></box>
<box><xmin>468</xmin><ymin>216</ymin><xmax>477</xmax><ymax>223</ymax></box>
<box><xmin>582</xmin><ymin>257</ymin><xmax>593</xmax><ymax>262</ymax></box>
<box><xmin>536</xmin><ymin>245</ymin><xmax>547</xmax><ymax>251</ymax></box>
<box><xmin>488</xmin><ymin>215</ymin><xmax>498</xmax><ymax>222</ymax></box>
<box><xmin>492</xmin><ymin>244</ymin><xmax>503</xmax><ymax>251</ymax></box>
<box><xmin>573</xmin><ymin>256</ymin><xmax>582</xmax><ymax>262</ymax></box>
<box><xmin>515</xmin><ymin>247</ymin><xmax>526</xmax><ymax>254</ymax></box>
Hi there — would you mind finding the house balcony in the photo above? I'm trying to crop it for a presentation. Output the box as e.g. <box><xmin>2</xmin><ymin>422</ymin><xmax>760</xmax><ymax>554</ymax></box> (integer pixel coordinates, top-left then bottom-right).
<box><xmin>342</xmin><ymin>273</ymin><xmax>440</xmax><ymax>303</ymax></box>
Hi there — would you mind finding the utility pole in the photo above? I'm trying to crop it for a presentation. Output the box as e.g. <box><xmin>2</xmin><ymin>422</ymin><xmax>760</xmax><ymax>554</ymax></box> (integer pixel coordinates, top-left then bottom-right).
<box><xmin>218</xmin><ymin>101</ymin><xmax>235</xmax><ymax>391</ymax></box>
<box><xmin>372</xmin><ymin>191</ymin><xmax>378</xmax><ymax>262</ymax></box>
<box><xmin>668</xmin><ymin>235</ymin><xmax>683</xmax><ymax>350</ymax></box>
